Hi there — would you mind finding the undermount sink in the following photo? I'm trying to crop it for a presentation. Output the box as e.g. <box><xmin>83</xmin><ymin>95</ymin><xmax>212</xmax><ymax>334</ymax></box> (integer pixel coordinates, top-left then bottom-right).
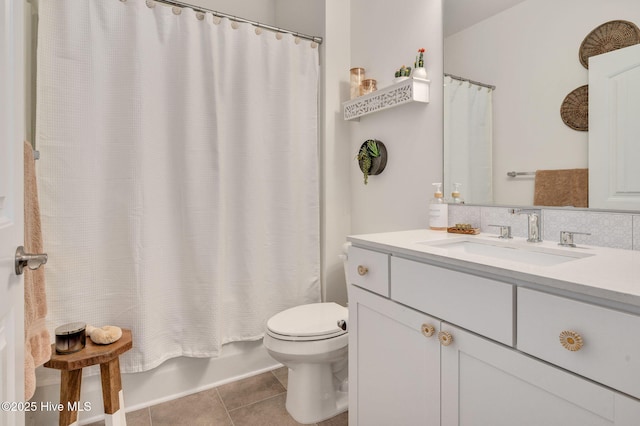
<box><xmin>418</xmin><ymin>238</ymin><xmax>594</xmax><ymax>266</ymax></box>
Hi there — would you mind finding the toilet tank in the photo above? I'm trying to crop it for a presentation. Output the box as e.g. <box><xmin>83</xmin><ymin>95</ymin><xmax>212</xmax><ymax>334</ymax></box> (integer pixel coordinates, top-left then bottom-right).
<box><xmin>340</xmin><ymin>242</ymin><xmax>351</xmax><ymax>291</ymax></box>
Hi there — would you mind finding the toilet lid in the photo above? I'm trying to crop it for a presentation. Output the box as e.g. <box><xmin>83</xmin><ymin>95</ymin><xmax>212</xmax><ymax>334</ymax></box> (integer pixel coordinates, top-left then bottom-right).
<box><xmin>267</xmin><ymin>302</ymin><xmax>348</xmax><ymax>340</ymax></box>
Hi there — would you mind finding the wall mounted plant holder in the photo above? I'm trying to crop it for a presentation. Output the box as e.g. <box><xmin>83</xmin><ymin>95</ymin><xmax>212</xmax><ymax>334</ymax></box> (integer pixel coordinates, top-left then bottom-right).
<box><xmin>357</xmin><ymin>140</ymin><xmax>387</xmax><ymax>184</ymax></box>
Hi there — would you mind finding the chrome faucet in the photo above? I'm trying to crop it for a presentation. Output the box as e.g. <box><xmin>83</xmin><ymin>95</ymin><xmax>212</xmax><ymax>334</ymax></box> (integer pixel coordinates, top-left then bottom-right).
<box><xmin>509</xmin><ymin>208</ymin><xmax>542</xmax><ymax>242</ymax></box>
<box><xmin>558</xmin><ymin>231</ymin><xmax>591</xmax><ymax>247</ymax></box>
<box><xmin>488</xmin><ymin>224</ymin><xmax>512</xmax><ymax>239</ymax></box>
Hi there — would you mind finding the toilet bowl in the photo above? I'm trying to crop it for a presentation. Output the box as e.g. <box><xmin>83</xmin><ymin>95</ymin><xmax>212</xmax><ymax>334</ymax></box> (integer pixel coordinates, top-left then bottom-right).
<box><xmin>263</xmin><ymin>244</ymin><xmax>350</xmax><ymax>424</ymax></box>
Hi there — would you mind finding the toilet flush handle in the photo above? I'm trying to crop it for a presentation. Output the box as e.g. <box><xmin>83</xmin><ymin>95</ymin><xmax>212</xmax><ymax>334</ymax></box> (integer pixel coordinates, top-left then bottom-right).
<box><xmin>337</xmin><ymin>320</ymin><xmax>347</xmax><ymax>331</ymax></box>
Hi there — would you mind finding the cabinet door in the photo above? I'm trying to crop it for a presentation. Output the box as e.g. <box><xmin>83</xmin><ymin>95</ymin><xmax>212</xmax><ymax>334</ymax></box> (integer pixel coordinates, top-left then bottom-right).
<box><xmin>440</xmin><ymin>323</ymin><xmax>640</xmax><ymax>426</ymax></box>
<box><xmin>348</xmin><ymin>285</ymin><xmax>440</xmax><ymax>426</ymax></box>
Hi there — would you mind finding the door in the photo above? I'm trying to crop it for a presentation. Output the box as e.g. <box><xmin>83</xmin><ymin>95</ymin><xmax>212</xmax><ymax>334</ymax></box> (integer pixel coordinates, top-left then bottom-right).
<box><xmin>589</xmin><ymin>43</ymin><xmax>640</xmax><ymax>210</ymax></box>
<box><xmin>348</xmin><ymin>285</ymin><xmax>441</xmax><ymax>426</ymax></box>
<box><xmin>440</xmin><ymin>323</ymin><xmax>640</xmax><ymax>426</ymax></box>
<box><xmin>0</xmin><ymin>0</ymin><xmax>26</xmax><ymax>423</ymax></box>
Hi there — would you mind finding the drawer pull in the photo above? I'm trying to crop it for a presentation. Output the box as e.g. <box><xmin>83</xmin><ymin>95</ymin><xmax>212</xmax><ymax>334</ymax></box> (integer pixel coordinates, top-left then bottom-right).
<box><xmin>421</xmin><ymin>323</ymin><xmax>435</xmax><ymax>337</ymax></box>
<box><xmin>559</xmin><ymin>330</ymin><xmax>584</xmax><ymax>351</ymax></box>
<box><xmin>357</xmin><ymin>265</ymin><xmax>369</xmax><ymax>276</ymax></box>
<box><xmin>438</xmin><ymin>330</ymin><xmax>453</xmax><ymax>346</ymax></box>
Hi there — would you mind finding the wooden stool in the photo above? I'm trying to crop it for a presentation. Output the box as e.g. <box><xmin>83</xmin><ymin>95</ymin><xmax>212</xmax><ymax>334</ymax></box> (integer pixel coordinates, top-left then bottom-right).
<box><xmin>44</xmin><ymin>329</ymin><xmax>132</xmax><ymax>426</ymax></box>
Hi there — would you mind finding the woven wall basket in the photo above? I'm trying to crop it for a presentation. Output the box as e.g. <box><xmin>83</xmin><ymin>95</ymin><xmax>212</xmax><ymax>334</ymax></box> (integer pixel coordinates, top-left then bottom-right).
<box><xmin>579</xmin><ymin>20</ymin><xmax>640</xmax><ymax>68</ymax></box>
<box><xmin>561</xmin><ymin>85</ymin><xmax>589</xmax><ymax>131</ymax></box>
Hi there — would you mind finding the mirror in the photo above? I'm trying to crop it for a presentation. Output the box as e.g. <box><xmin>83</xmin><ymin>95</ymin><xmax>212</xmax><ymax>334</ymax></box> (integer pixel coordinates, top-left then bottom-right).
<box><xmin>443</xmin><ymin>0</ymin><xmax>640</xmax><ymax>209</ymax></box>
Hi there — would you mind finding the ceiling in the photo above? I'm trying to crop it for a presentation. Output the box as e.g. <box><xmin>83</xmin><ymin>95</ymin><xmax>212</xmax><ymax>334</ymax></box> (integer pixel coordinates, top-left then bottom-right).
<box><xmin>444</xmin><ymin>0</ymin><xmax>528</xmax><ymax>37</ymax></box>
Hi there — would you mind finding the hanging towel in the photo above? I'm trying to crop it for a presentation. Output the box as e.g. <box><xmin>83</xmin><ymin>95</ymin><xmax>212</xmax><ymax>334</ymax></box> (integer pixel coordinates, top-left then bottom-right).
<box><xmin>23</xmin><ymin>141</ymin><xmax>51</xmax><ymax>400</ymax></box>
<box><xmin>534</xmin><ymin>168</ymin><xmax>589</xmax><ymax>207</ymax></box>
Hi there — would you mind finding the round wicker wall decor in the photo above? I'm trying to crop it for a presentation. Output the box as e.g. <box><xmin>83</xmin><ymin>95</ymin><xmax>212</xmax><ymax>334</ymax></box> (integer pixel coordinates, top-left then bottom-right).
<box><xmin>579</xmin><ymin>20</ymin><xmax>640</xmax><ymax>68</ymax></box>
<box><xmin>560</xmin><ymin>85</ymin><xmax>589</xmax><ymax>131</ymax></box>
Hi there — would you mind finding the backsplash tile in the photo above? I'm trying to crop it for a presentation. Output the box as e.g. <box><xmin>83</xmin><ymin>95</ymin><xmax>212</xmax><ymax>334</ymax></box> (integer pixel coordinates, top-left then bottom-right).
<box><xmin>543</xmin><ymin>209</ymin><xmax>633</xmax><ymax>250</ymax></box>
<box><xmin>448</xmin><ymin>204</ymin><xmax>481</xmax><ymax>228</ymax></box>
<box><xmin>449</xmin><ymin>205</ymin><xmax>637</xmax><ymax>250</ymax></box>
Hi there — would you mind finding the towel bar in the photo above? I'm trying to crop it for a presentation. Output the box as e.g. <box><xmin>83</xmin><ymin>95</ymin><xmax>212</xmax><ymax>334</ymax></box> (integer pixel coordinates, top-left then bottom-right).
<box><xmin>507</xmin><ymin>171</ymin><xmax>535</xmax><ymax>177</ymax></box>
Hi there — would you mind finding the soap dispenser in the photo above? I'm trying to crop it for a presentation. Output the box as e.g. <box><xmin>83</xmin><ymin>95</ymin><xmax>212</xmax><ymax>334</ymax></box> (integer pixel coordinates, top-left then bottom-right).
<box><xmin>451</xmin><ymin>183</ymin><xmax>464</xmax><ymax>204</ymax></box>
<box><xmin>429</xmin><ymin>183</ymin><xmax>448</xmax><ymax>230</ymax></box>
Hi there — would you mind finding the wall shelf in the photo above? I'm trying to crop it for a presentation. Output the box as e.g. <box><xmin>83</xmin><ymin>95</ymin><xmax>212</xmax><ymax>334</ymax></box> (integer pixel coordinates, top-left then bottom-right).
<box><xmin>343</xmin><ymin>77</ymin><xmax>430</xmax><ymax>121</ymax></box>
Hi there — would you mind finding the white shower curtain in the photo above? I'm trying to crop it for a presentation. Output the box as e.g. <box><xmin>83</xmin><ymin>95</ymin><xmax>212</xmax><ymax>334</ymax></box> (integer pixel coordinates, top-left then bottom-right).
<box><xmin>444</xmin><ymin>76</ymin><xmax>493</xmax><ymax>204</ymax></box>
<box><xmin>36</xmin><ymin>0</ymin><xmax>320</xmax><ymax>372</ymax></box>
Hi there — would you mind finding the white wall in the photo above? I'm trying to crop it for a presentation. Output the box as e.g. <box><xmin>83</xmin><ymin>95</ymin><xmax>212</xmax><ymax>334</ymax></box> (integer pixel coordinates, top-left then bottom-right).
<box><xmin>275</xmin><ymin>0</ymin><xmax>323</xmax><ymax>36</ymax></box>
<box><xmin>189</xmin><ymin>0</ymin><xmax>276</xmax><ymax>24</ymax></box>
<box><xmin>349</xmin><ymin>0</ymin><xmax>444</xmax><ymax>234</ymax></box>
<box><xmin>445</xmin><ymin>0</ymin><xmax>640</xmax><ymax>206</ymax></box>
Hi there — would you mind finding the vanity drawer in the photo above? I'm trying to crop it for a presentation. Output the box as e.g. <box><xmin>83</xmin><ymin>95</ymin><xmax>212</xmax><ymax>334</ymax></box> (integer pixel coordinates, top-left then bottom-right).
<box><xmin>391</xmin><ymin>257</ymin><xmax>514</xmax><ymax>346</ymax></box>
<box><xmin>348</xmin><ymin>246</ymin><xmax>389</xmax><ymax>297</ymax></box>
<box><xmin>518</xmin><ymin>287</ymin><xmax>640</xmax><ymax>399</ymax></box>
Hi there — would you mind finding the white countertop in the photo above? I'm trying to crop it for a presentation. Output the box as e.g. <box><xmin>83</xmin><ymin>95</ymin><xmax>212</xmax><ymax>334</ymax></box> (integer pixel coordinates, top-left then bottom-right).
<box><xmin>348</xmin><ymin>229</ymin><xmax>640</xmax><ymax>309</ymax></box>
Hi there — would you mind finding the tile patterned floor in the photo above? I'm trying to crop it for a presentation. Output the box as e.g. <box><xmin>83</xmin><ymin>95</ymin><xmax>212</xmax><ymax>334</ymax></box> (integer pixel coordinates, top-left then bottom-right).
<box><xmin>87</xmin><ymin>367</ymin><xmax>348</xmax><ymax>426</ymax></box>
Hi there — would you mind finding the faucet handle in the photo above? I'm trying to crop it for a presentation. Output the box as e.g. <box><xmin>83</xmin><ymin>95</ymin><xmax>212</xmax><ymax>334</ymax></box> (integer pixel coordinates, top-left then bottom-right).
<box><xmin>488</xmin><ymin>224</ymin><xmax>512</xmax><ymax>239</ymax></box>
<box><xmin>559</xmin><ymin>231</ymin><xmax>591</xmax><ymax>247</ymax></box>
<box><xmin>509</xmin><ymin>208</ymin><xmax>539</xmax><ymax>216</ymax></box>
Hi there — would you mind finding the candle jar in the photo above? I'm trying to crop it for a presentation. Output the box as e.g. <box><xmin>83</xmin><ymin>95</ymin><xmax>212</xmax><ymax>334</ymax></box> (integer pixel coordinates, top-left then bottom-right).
<box><xmin>350</xmin><ymin>67</ymin><xmax>365</xmax><ymax>99</ymax></box>
<box><xmin>55</xmin><ymin>322</ymin><xmax>86</xmax><ymax>354</ymax></box>
<box><xmin>361</xmin><ymin>79</ymin><xmax>377</xmax><ymax>95</ymax></box>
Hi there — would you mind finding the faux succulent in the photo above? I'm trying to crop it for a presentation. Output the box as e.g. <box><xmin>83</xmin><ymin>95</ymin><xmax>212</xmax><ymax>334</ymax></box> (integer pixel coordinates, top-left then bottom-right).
<box><xmin>415</xmin><ymin>48</ymin><xmax>425</xmax><ymax>68</ymax></box>
<box><xmin>356</xmin><ymin>140</ymin><xmax>381</xmax><ymax>185</ymax></box>
<box><xmin>394</xmin><ymin>65</ymin><xmax>412</xmax><ymax>78</ymax></box>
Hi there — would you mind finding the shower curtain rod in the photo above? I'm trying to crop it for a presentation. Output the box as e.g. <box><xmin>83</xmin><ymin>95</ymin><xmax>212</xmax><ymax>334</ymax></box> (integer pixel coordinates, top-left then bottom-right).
<box><xmin>154</xmin><ymin>0</ymin><xmax>323</xmax><ymax>45</ymax></box>
<box><xmin>445</xmin><ymin>73</ymin><xmax>496</xmax><ymax>90</ymax></box>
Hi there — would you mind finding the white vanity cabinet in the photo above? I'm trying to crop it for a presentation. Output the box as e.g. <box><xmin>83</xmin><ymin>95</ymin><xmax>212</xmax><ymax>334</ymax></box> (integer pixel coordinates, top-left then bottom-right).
<box><xmin>348</xmin><ymin>245</ymin><xmax>640</xmax><ymax>426</ymax></box>
<box><xmin>348</xmin><ymin>285</ymin><xmax>441</xmax><ymax>426</ymax></box>
<box><xmin>440</xmin><ymin>322</ymin><xmax>640</xmax><ymax>426</ymax></box>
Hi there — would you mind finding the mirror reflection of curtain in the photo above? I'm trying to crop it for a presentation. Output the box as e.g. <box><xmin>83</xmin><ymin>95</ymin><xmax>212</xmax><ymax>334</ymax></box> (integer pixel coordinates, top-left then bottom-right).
<box><xmin>444</xmin><ymin>76</ymin><xmax>493</xmax><ymax>204</ymax></box>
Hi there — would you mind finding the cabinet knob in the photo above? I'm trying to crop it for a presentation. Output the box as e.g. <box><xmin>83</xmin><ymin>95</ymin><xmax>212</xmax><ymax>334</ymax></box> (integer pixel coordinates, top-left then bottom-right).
<box><xmin>559</xmin><ymin>330</ymin><xmax>583</xmax><ymax>351</ymax></box>
<box><xmin>357</xmin><ymin>265</ymin><xmax>368</xmax><ymax>276</ymax></box>
<box><xmin>438</xmin><ymin>330</ymin><xmax>453</xmax><ymax>346</ymax></box>
<box><xmin>421</xmin><ymin>323</ymin><xmax>435</xmax><ymax>337</ymax></box>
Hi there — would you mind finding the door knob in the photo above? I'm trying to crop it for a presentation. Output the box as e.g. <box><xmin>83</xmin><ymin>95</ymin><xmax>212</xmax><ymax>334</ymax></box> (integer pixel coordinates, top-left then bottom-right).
<box><xmin>15</xmin><ymin>246</ymin><xmax>48</xmax><ymax>275</ymax></box>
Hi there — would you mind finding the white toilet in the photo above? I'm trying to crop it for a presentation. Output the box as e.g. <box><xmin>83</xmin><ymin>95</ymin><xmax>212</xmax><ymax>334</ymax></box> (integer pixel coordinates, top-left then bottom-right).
<box><xmin>263</xmin><ymin>244</ymin><xmax>350</xmax><ymax>424</ymax></box>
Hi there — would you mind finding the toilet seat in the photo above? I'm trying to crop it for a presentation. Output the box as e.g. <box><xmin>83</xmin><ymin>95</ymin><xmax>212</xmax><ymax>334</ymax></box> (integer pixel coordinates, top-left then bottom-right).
<box><xmin>267</xmin><ymin>302</ymin><xmax>348</xmax><ymax>342</ymax></box>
